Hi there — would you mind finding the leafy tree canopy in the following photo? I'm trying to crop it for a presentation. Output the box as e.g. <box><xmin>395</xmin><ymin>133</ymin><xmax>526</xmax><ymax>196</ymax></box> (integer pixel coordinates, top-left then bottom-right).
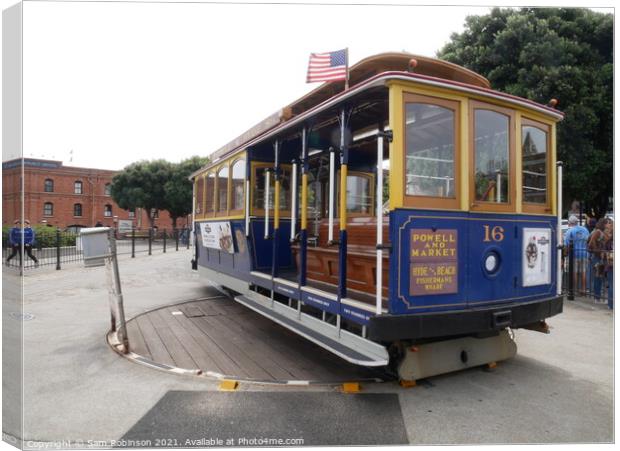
<box><xmin>111</xmin><ymin>159</ymin><xmax>173</xmax><ymax>226</ymax></box>
<box><xmin>438</xmin><ymin>7</ymin><xmax>613</xmax><ymax>217</ymax></box>
<box><xmin>164</xmin><ymin>156</ymin><xmax>210</xmax><ymax>227</ymax></box>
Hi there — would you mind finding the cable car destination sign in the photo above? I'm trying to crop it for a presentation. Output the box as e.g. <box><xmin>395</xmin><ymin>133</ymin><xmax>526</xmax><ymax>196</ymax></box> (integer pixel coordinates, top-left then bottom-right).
<box><xmin>409</xmin><ymin>229</ymin><xmax>458</xmax><ymax>295</ymax></box>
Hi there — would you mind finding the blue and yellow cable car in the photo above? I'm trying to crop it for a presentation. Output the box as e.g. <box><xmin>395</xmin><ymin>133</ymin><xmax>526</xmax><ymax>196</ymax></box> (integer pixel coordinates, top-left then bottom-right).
<box><xmin>190</xmin><ymin>53</ymin><xmax>564</xmax><ymax>381</ymax></box>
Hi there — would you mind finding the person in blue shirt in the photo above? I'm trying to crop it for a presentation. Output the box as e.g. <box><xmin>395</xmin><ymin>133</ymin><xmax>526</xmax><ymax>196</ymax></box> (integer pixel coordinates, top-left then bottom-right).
<box><xmin>564</xmin><ymin>215</ymin><xmax>589</xmax><ymax>294</ymax></box>
<box><xmin>6</xmin><ymin>219</ymin><xmax>39</xmax><ymax>266</ymax></box>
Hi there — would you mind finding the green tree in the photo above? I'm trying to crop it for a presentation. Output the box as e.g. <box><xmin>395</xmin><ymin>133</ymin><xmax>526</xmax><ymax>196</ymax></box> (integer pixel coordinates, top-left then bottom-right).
<box><xmin>438</xmin><ymin>7</ymin><xmax>613</xmax><ymax>217</ymax></box>
<box><xmin>111</xmin><ymin>160</ymin><xmax>173</xmax><ymax>228</ymax></box>
<box><xmin>164</xmin><ymin>156</ymin><xmax>209</xmax><ymax>228</ymax></box>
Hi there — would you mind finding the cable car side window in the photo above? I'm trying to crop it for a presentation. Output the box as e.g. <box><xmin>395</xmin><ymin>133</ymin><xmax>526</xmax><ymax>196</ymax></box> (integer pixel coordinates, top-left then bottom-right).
<box><xmin>251</xmin><ymin>163</ymin><xmax>291</xmax><ymax>216</ymax></box>
<box><xmin>470</xmin><ymin>102</ymin><xmax>515</xmax><ymax>211</ymax></box>
<box><xmin>205</xmin><ymin>171</ymin><xmax>215</xmax><ymax>216</ymax></box>
<box><xmin>278</xmin><ymin>166</ymin><xmax>291</xmax><ymax>211</ymax></box>
<box><xmin>522</xmin><ymin>119</ymin><xmax>551</xmax><ymax>213</ymax></box>
<box><xmin>403</xmin><ymin>93</ymin><xmax>460</xmax><ymax>210</ymax></box>
<box><xmin>230</xmin><ymin>159</ymin><xmax>246</xmax><ymax>213</ymax></box>
<box><xmin>195</xmin><ymin>175</ymin><xmax>205</xmax><ymax>216</ymax></box>
<box><xmin>336</xmin><ymin>172</ymin><xmax>374</xmax><ymax>216</ymax></box>
<box><xmin>216</xmin><ymin>164</ymin><xmax>229</xmax><ymax>214</ymax></box>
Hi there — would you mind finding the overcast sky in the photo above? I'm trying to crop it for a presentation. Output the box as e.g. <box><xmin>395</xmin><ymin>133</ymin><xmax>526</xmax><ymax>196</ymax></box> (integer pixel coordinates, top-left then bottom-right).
<box><xmin>2</xmin><ymin>0</ymin><xmax>615</xmax><ymax>170</ymax></box>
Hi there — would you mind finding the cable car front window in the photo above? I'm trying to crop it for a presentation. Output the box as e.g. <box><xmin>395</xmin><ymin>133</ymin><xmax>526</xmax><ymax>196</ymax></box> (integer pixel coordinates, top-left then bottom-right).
<box><xmin>474</xmin><ymin>109</ymin><xmax>510</xmax><ymax>203</ymax></box>
<box><xmin>405</xmin><ymin>103</ymin><xmax>455</xmax><ymax>198</ymax></box>
<box><xmin>522</xmin><ymin>125</ymin><xmax>548</xmax><ymax>204</ymax></box>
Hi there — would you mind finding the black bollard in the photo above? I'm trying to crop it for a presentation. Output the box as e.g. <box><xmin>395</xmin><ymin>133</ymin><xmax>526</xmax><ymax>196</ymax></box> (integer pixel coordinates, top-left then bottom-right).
<box><xmin>56</xmin><ymin>228</ymin><xmax>61</xmax><ymax>270</ymax></box>
<box><xmin>568</xmin><ymin>239</ymin><xmax>575</xmax><ymax>300</ymax></box>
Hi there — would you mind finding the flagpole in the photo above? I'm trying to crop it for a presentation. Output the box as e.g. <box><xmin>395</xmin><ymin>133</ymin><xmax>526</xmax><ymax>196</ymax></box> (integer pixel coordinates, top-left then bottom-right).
<box><xmin>344</xmin><ymin>48</ymin><xmax>349</xmax><ymax>90</ymax></box>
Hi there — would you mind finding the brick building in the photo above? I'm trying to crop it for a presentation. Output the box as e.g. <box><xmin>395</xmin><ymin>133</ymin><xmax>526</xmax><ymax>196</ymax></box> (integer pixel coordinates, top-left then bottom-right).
<box><xmin>2</xmin><ymin>158</ymin><xmax>189</xmax><ymax>231</ymax></box>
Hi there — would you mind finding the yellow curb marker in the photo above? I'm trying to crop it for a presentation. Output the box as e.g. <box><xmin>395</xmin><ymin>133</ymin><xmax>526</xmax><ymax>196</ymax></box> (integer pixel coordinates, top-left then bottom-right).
<box><xmin>399</xmin><ymin>379</ymin><xmax>417</xmax><ymax>388</ymax></box>
<box><xmin>341</xmin><ymin>382</ymin><xmax>361</xmax><ymax>393</ymax></box>
<box><xmin>219</xmin><ymin>379</ymin><xmax>239</xmax><ymax>391</ymax></box>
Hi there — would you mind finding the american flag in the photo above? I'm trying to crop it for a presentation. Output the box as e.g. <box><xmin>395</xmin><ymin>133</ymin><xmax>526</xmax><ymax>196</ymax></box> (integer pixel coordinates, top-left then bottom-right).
<box><xmin>306</xmin><ymin>49</ymin><xmax>348</xmax><ymax>83</ymax></box>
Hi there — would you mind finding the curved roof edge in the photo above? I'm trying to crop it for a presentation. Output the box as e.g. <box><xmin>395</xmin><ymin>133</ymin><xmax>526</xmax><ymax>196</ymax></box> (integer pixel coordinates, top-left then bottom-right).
<box><xmin>286</xmin><ymin>52</ymin><xmax>490</xmax><ymax>117</ymax></box>
<box><xmin>191</xmin><ymin>53</ymin><xmax>562</xmax><ymax>179</ymax></box>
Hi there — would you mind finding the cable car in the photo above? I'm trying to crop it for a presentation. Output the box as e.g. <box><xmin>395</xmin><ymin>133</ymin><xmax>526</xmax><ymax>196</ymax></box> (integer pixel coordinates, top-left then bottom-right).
<box><xmin>190</xmin><ymin>53</ymin><xmax>564</xmax><ymax>382</ymax></box>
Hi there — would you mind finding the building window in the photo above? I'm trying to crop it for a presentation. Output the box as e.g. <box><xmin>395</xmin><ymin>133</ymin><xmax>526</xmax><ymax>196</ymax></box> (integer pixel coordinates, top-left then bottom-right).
<box><xmin>74</xmin><ymin>203</ymin><xmax>83</xmax><ymax>217</ymax></box>
<box><xmin>152</xmin><ymin>209</ymin><xmax>159</xmax><ymax>219</ymax></box>
<box><xmin>104</xmin><ymin>183</ymin><xmax>112</xmax><ymax>196</ymax></box>
<box><xmin>522</xmin><ymin>120</ymin><xmax>549</xmax><ymax>210</ymax></box>
<box><xmin>104</xmin><ymin>204</ymin><xmax>112</xmax><ymax>217</ymax></box>
<box><xmin>74</xmin><ymin>181</ymin><xmax>83</xmax><ymax>194</ymax></box>
<box><xmin>43</xmin><ymin>202</ymin><xmax>54</xmax><ymax>216</ymax></box>
<box><xmin>44</xmin><ymin>179</ymin><xmax>54</xmax><ymax>193</ymax></box>
<box><xmin>128</xmin><ymin>209</ymin><xmax>135</xmax><ymax>218</ymax></box>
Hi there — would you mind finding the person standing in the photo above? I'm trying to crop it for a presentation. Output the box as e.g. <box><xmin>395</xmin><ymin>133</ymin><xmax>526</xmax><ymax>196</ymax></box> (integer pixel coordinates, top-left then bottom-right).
<box><xmin>603</xmin><ymin>219</ymin><xmax>614</xmax><ymax>309</ymax></box>
<box><xmin>588</xmin><ymin>217</ymin><xmax>610</xmax><ymax>303</ymax></box>
<box><xmin>6</xmin><ymin>219</ymin><xmax>39</xmax><ymax>267</ymax></box>
<box><xmin>564</xmin><ymin>215</ymin><xmax>589</xmax><ymax>295</ymax></box>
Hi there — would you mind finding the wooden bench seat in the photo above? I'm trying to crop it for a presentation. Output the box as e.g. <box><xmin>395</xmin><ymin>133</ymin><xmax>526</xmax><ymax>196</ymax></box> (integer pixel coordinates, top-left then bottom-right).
<box><xmin>291</xmin><ymin>217</ymin><xmax>389</xmax><ymax>299</ymax></box>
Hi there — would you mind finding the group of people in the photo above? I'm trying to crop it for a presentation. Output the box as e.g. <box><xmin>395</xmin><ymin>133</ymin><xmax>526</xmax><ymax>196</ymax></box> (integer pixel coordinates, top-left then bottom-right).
<box><xmin>5</xmin><ymin>219</ymin><xmax>39</xmax><ymax>267</ymax></box>
<box><xmin>563</xmin><ymin>214</ymin><xmax>614</xmax><ymax>309</ymax></box>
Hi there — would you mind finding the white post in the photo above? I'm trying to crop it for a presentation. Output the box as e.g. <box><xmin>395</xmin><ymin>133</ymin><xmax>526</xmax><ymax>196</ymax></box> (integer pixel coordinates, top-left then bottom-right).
<box><xmin>496</xmin><ymin>169</ymin><xmax>502</xmax><ymax>203</ymax></box>
<box><xmin>557</xmin><ymin>161</ymin><xmax>563</xmax><ymax>296</ymax></box>
<box><xmin>328</xmin><ymin>148</ymin><xmax>335</xmax><ymax>243</ymax></box>
<box><xmin>376</xmin><ymin>135</ymin><xmax>384</xmax><ymax>315</ymax></box>
<box><xmin>245</xmin><ymin>179</ymin><xmax>251</xmax><ymax>237</ymax></box>
<box><xmin>290</xmin><ymin>161</ymin><xmax>298</xmax><ymax>241</ymax></box>
<box><xmin>264</xmin><ymin>169</ymin><xmax>271</xmax><ymax>239</ymax></box>
<box><xmin>106</xmin><ymin>228</ymin><xmax>129</xmax><ymax>353</ymax></box>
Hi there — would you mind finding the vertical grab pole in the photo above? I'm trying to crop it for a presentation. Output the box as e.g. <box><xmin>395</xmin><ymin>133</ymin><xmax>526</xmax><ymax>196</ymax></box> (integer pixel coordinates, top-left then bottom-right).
<box><xmin>337</xmin><ymin>107</ymin><xmax>348</xmax><ymax>334</ymax></box>
<box><xmin>557</xmin><ymin>161</ymin><xmax>563</xmax><ymax>296</ymax></box>
<box><xmin>496</xmin><ymin>169</ymin><xmax>502</xmax><ymax>203</ymax></box>
<box><xmin>376</xmin><ymin>134</ymin><xmax>384</xmax><ymax>316</ymax></box>
<box><xmin>299</xmin><ymin>127</ymin><xmax>309</xmax><ymax>319</ymax></box>
<box><xmin>264</xmin><ymin>169</ymin><xmax>271</xmax><ymax>240</ymax></box>
<box><xmin>245</xmin><ymin>160</ymin><xmax>251</xmax><ymax>237</ymax></box>
<box><xmin>290</xmin><ymin>160</ymin><xmax>298</xmax><ymax>241</ymax></box>
<box><xmin>273</xmin><ymin>141</ymin><xmax>281</xmax><ymax>279</ymax></box>
<box><xmin>328</xmin><ymin>146</ymin><xmax>336</xmax><ymax>243</ymax></box>
<box><xmin>271</xmin><ymin>141</ymin><xmax>280</xmax><ymax>306</ymax></box>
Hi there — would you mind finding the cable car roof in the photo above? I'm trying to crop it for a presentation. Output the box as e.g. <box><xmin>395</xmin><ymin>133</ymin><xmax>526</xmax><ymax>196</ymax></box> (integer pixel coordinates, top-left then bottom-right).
<box><xmin>192</xmin><ymin>52</ymin><xmax>563</xmax><ymax>178</ymax></box>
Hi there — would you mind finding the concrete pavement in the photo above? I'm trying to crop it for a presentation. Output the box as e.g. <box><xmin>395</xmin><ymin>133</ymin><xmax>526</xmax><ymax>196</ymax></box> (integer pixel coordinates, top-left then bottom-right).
<box><xmin>1</xmin><ymin>249</ymin><xmax>614</xmax><ymax>446</ymax></box>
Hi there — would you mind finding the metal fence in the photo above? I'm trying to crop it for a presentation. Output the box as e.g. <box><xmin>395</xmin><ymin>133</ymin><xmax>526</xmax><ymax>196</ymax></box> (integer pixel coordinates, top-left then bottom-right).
<box><xmin>561</xmin><ymin>236</ymin><xmax>614</xmax><ymax>305</ymax></box>
<box><xmin>3</xmin><ymin>228</ymin><xmax>192</xmax><ymax>271</ymax></box>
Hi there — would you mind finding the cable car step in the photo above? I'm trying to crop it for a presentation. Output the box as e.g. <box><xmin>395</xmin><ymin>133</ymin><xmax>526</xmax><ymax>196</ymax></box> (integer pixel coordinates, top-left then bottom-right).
<box><xmin>234</xmin><ymin>291</ymin><xmax>389</xmax><ymax>367</ymax></box>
